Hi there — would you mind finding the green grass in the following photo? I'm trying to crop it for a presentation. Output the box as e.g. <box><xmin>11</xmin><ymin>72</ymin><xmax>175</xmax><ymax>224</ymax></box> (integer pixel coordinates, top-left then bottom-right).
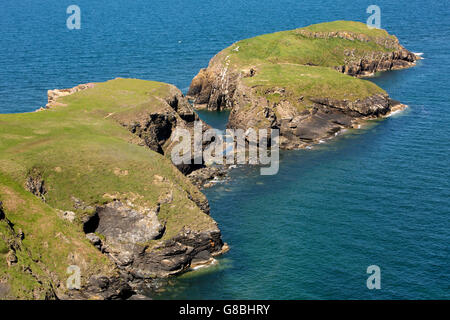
<box><xmin>221</xmin><ymin>21</ymin><xmax>396</xmax><ymax>69</ymax></box>
<box><xmin>0</xmin><ymin>79</ymin><xmax>207</xmax><ymax>215</ymax></box>
<box><xmin>0</xmin><ymin>78</ymin><xmax>216</xmax><ymax>298</ymax></box>
<box><xmin>244</xmin><ymin>64</ymin><xmax>385</xmax><ymax>111</ymax></box>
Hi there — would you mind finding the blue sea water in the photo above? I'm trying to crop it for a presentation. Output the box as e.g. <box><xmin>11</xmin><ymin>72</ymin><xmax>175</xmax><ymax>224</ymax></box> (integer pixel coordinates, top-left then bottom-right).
<box><xmin>0</xmin><ymin>0</ymin><xmax>448</xmax><ymax>299</ymax></box>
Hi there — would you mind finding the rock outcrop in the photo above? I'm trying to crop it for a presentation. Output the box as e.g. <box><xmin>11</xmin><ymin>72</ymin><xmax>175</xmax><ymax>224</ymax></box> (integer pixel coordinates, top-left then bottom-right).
<box><xmin>112</xmin><ymin>84</ymin><xmax>208</xmax><ymax>175</ymax></box>
<box><xmin>187</xmin><ymin>166</ymin><xmax>228</xmax><ymax>189</ymax></box>
<box><xmin>335</xmin><ymin>48</ymin><xmax>417</xmax><ymax>77</ymax></box>
<box><xmin>80</xmin><ymin>200</ymin><xmax>226</xmax><ymax>294</ymax></box>
<box><xmin>46</xmin><ymin>83</ymin><xmax>96</xmax><ymax>109</ymax></box>
<box><xmin>296</xmin><ymin>29</ymin><xmax>417</xmax><ymax>76</ymax></box>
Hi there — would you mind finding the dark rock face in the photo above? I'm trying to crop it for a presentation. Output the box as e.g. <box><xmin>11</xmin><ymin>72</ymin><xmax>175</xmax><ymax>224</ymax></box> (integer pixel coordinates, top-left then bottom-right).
<box><xmin>25</xmin><ymin>168</ymin><xmax>46</xmax><ymax>201</ymax></box>
<box><xmin>129</xmin><ymin>113</ymin><xmax>176</xmax><ymax>153</ymax></box>
<box><xmin>187</xmin><ymin>68</ymin><xmax>214</xmax><ymax>105</ymax></box>
<box><xmin>71</xmin><ymin>275</ymin><xmax>134</xmax><ymax>300</ymax></box>
<box><xmin>131</xmin><ymin>227</ymin><xmax>224</xmax><ymax>278</ymax></box>
<box><xmin>187</xmin><ymin>166</ymin><xmax>228</xmax><ymax>189</ymax></box>
<box><xmin>187</xmin><ymin>67</ymin><xmax>239</xmax><ymax>111</ymax></box>
<box><xmin>228</xmin><ymin>92</ymin><xmax>399</xmax><ymax>149</ymax></box>
<box><xmin>81</xmin><ymin>201</ymin><xmax>225</xmax><ymax>295</ymax></box>
<box><xmin>117</xmin><ymin>87</ymin><xmax>215</xmax><ymax>180</ymax></box>
<box><xmin>295</xmin><ymin>29</ymin><xmax>418</xmax><ymax>77</ymax></box>
<box><xmin>335</xmin><ymin>49</ymin><xmax>417</xmax><ymax>77</ymax></box>
<box><xmin>281</xmin><ymin>94</ymin><xmax>394</xmax><ymax>147</ymax></box>
<box><xmin>84</xmin><ymin>201</ymin><xmax>164</xmax><ymax>267</ymax></box>
<box><xmin>0</xmin><ymin>201</ymin><xmax>4</xmax><ymax>220</ymax></box>
<box><xmin>165</xmin><ymin>94</ymin><xmax>197</xmax><ymax>122</ymax></box>
<box><xmin>187</xmin><ymin>192</ymin><xmax>211</xmax><ymax>215</ymax></box>
<box><xmin>310</xmin><ymin>93</ymin><xmax>390</xmax><ymax>116</ymax></box>
<box><xmin>116</xmin><ymin>87</ymin><xmax>226</xmax><ymax>188</ymax></box>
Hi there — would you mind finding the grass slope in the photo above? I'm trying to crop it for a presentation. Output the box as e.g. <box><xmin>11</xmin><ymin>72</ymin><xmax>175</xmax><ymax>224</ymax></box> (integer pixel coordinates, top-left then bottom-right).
<box><xmin>0</xmin><ymin>172</ymin><xmax>114</xmax><ymax>299</ymax></box>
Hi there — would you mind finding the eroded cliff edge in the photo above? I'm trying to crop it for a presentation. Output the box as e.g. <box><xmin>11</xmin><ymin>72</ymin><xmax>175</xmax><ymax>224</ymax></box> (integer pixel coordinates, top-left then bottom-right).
<box><xmin>0</xmin><ymin>79</ymin><xmax>227</xmax><ymax>299</ymax></box>
<box><xmin>187</xmin><ymin>21</ymin><xmax>418</xmax><ymax>149</ymax></box>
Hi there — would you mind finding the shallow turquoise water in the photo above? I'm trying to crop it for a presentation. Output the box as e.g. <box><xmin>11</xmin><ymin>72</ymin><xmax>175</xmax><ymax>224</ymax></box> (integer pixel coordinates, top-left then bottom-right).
<box><xmin>195</xmin><ymin>110</ymin><xmax>231</xmax><ymax>132</ymax></box>
<box><xmin>1</xmin><ymin>0</ymin><xmax>448</xmax><ymax>299</ymax></box>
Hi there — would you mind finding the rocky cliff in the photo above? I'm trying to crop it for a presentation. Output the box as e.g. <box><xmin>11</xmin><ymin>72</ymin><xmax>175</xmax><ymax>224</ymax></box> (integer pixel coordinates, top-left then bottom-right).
<box><xmin>187</xmin><ymin>21</ymin><xmax>418</xmax><ymax>149</ymax></box>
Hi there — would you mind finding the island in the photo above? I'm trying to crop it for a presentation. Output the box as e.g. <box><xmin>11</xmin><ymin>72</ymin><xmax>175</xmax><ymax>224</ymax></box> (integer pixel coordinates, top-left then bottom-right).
<box><xmin>188</xmin><ymin>21</ymin><xmax>418</xmax><ymax>149</ymax></box>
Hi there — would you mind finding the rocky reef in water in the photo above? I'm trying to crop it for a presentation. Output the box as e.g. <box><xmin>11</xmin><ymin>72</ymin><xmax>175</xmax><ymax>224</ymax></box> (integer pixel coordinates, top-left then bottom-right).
<box><xmin>187</xmin><ymin>21</ymin><xmax>418</xmax><ymax>149</ymax></box>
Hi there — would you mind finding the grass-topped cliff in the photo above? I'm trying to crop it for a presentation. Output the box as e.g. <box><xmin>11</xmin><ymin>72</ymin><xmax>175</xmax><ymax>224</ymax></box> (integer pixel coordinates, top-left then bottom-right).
<box><xmin>243</xmin><ymin>64</ymin><xmax>385</xmax><ymax>112</ymax></box>
<box><xmin>219</xmin><ymin>21</ymin><xmax>398</xmax><ymax>69</ymax></box>
<box><xmin>187</xmin><ymin>21</ymin><xmax>417</xmax><ymax>148</ymax></box>
<box><xmin>0</xmin><ymin>79</ymin><xmax>225</xmax><ymax>299</ymax></box>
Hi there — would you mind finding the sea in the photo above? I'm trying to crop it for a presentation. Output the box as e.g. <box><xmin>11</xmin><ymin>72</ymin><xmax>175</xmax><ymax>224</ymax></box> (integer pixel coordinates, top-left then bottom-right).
<box><xmin>0</xmin><ymin>0</ymin><xmax>448</xmax><ymax>299</ymax></box>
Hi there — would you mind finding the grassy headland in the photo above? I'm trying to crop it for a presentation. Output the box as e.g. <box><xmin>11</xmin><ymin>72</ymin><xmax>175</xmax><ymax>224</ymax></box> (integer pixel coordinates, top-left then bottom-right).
<box><xmin>0</xmin><ymin>78</ymin><xmax>217</xmax><ymax>298</ymax></box>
